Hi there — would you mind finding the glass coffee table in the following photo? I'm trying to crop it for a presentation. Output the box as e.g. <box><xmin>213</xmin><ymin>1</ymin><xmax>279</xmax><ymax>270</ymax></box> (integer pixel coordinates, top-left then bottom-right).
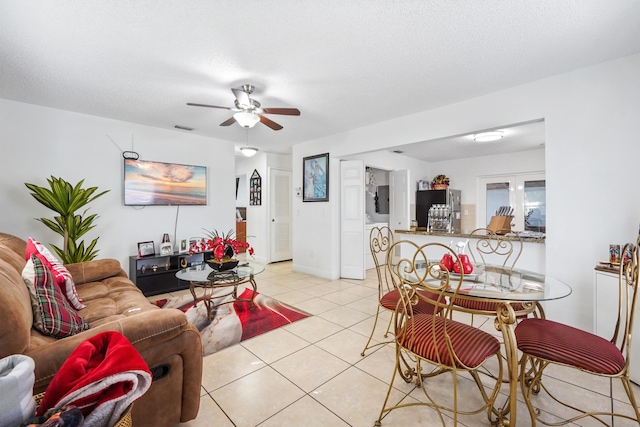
<box><xmin>175</xmin><ymin>260</ymin><xmax>265</xmax><ymax>320</ymax></box>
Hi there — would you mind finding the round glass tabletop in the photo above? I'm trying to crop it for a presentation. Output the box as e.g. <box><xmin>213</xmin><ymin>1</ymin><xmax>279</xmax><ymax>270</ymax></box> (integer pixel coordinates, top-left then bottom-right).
<box><xmin>176</xmin><ymin>260</ymin><xmax>265</xmax><ymax>283</ymax></box>
<box><xmin>415</xmin><ymin>263</ymin><xmax>572</xmax><ymax>302</ymax></box>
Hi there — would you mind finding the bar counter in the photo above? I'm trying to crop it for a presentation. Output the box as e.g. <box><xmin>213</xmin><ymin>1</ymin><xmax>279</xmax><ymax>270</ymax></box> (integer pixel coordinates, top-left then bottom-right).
<box><xmin>396</xmin><ymin>229</ymin><xmax>546</xmax><ymax>243</ymax></box>
<box><xmin>393</xmin><ymin>229</ymin><xmax>546</xmax><ymax>272</ymax></box>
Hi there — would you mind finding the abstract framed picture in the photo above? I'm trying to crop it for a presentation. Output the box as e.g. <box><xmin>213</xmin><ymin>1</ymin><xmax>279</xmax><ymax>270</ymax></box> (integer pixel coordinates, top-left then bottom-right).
<box><xmin>303</xmin><ymin>153</ymin><xmax>329</xmax><ymax>202</ymax></box>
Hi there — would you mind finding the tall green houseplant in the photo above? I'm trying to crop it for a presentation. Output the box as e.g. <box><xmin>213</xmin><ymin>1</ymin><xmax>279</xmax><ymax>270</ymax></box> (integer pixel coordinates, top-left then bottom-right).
<box><xmin>25</xmin><ymin>176</ymin><xmax>110</xmax><ymax>264</ymax></box>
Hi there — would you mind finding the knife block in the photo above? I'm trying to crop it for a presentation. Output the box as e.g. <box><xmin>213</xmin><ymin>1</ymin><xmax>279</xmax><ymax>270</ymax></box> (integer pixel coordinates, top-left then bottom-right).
<box><xmin>487</xmin><ymin>216</ymin><xmax>512</xmax><ymax>234</ymax></box>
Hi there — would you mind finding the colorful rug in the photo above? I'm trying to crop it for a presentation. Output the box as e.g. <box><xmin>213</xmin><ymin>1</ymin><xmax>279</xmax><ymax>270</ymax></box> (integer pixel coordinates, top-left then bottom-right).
<box><xmin>156</xmin><ymin>289</ymin><xmax>310</xmax><ymax>356</ymax></box>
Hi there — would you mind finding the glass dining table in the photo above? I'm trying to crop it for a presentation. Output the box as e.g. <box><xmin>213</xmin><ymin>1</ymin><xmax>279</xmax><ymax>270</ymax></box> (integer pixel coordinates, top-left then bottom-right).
<box><xmin>419</xmin><ymin>263</ymin><xmax>572</xmax><ymax>426</ymax></box>
<box><xmin>175</xmin><ymin>260</ymin><xmax>265</xmax><ymax>321</ymax></box>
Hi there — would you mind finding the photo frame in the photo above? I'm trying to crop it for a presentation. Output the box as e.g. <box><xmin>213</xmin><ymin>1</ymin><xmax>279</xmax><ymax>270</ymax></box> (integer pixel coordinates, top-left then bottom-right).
<box><xmin>137</xmin><ymin>241</ymin><xmax>155</xmax><ymax>258</ymax></box>
<box><xmin>303</xmin><ymin>153</ymin><xmax>329</xmax><ymax>202</ymax></box>
<box><xmin>160</xmin><ymin>242</ymin><xmax>172</xmax><ymax>255</ymax></box>
<box><xmin>179</xmin><ymin>239</ymin><xmax>188</xmax><ymax>253</ymax></box>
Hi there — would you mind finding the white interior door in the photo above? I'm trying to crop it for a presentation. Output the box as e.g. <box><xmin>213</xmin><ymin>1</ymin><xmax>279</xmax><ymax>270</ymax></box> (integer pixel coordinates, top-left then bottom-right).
<box><xmin>389</xmin><ymin>169</ymin><xmax>410</xmax><ymax>231</ymax></box>
<box><xmin>340</xmin><ymin>160</ymin><xmax>365</xmax><ymax>279</ymax></box>
<box><xmin>269</xmin><ymin>168</ymin><xmax>292</xmax><ymax>262</ymax></box>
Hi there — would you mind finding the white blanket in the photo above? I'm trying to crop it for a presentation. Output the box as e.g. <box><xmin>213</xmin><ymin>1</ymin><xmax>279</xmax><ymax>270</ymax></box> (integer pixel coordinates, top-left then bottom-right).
<box><xmin>0</xmin><ymin>354</ymin><xmax>36</xmax><ymax>427</ymax></box>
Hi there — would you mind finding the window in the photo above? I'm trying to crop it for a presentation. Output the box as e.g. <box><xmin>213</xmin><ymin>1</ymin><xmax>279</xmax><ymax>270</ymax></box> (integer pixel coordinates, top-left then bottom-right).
<box><xmin>524</xmin><ymin>180</ymin><xmax>546</xmax><ymax>233</ymax></box>
<box><xmin>477</xmin><ymin>172</ymin><xmax>545</xmax><ymax>233</ymax></box>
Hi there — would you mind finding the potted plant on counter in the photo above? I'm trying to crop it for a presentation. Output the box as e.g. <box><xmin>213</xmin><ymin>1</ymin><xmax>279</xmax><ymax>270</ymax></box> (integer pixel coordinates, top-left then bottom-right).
<box><xmin>431</xmin><ymin>174</ymin><xmax>450</xmax><ymax>190</ymax></box>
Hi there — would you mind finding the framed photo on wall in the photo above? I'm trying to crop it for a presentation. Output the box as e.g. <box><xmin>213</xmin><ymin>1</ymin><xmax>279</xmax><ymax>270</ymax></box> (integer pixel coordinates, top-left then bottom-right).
<box><xmin>303</xmin><ymin>153</ymin><xmax>329</xmax><ymax>202</ymax></box>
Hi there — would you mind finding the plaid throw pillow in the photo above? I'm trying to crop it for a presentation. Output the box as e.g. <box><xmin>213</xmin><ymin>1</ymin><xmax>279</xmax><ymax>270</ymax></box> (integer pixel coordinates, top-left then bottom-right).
<box><xmin>25</xmin><ymin>237</ymin><xmax>85</xmax><ymax>310</ymax></box>
<box><xmin>22</xmin><ymin>255</ymin><xmax>88</xmax><ymax>338</ymax></box>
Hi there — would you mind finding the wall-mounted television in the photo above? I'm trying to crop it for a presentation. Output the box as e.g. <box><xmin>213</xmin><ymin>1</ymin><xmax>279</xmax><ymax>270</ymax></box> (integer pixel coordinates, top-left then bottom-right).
<box><xmin>124</xmin><ymin>159</ymin><xmax>207</xmax><ymax>206</ymax></box>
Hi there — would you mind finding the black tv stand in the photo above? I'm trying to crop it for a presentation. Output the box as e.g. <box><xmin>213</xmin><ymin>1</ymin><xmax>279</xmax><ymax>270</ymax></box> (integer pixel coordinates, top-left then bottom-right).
<box><xmin>129</xmin><ymin>251</ymin><xmax>213</xmax><ymax>297</ymax></box>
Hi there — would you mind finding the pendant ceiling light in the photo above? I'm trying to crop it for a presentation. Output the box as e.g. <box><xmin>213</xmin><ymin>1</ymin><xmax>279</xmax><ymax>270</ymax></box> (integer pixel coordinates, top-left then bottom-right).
<box><xmin>240</xmin><ymin>128</ymin><xmax>258</xmax><ymax>157</ymax></box>
<box><xmin>240</xmin><ymin>147</ymin><xmax>258</xmax><ymax>157</ymax></box>
<box><xmin>233</xmin><ymin>111</ymin><xmax>260</xmax><ymax>128</ymax></box>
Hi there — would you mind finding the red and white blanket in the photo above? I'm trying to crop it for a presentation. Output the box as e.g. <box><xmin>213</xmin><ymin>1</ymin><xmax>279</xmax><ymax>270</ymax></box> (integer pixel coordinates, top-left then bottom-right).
<box><xmin>37</xmin><ymin>331</ymin><xmax>151</xmax><ymax>427</ymax></box>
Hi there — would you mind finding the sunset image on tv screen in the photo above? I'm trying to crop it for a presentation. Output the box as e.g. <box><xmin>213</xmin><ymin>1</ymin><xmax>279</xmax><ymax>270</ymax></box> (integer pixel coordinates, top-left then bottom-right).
<box><xmin>124</xmin><ymin>159</ymin><xmax>207</xmax><ymax>206</ymax></box>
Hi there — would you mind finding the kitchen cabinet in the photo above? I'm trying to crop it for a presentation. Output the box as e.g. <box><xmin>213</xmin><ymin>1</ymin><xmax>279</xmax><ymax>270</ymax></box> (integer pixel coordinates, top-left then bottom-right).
<box><xmin>594</xmin><ymin>269</ymin><xmax>639</xmax><ymax>384</ymax></box>
<box><xmin>365</xmin><ymin>223</ymin><xmax>388</xmax><ymax>270</ymax></box>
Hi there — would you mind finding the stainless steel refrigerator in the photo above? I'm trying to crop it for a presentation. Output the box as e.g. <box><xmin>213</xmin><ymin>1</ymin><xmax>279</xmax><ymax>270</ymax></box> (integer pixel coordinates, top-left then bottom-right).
<box><xmin>416</xmin><ymin>189</ymin><xmax>461</xmax><ymax>232</ymax></box>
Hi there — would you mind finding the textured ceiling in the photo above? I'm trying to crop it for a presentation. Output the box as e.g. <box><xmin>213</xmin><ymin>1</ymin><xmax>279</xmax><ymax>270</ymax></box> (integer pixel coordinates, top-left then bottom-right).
<box><xmin>1</xmin><ymin>1</ymin><xmax>640</xmax><ymax>159</ymax></box>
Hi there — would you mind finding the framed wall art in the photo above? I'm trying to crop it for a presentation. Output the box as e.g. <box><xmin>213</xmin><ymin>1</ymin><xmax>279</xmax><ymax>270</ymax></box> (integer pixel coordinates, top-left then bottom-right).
<box><xmin>250</xmin><ymin>169</ymin><xmax>262</xmax><ymax>206</ymax></box>
<box><xmin>303</xmin><ymin>153</ymin><xmax>329</xmax><ymax>202</ymax></box>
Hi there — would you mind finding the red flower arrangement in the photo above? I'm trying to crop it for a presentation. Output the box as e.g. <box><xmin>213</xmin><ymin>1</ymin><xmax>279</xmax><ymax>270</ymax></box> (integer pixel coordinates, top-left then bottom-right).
<box><xmin>189</xmin><ymin>228</ymin><xmax>254</xmax><ymax>261</ymax></box>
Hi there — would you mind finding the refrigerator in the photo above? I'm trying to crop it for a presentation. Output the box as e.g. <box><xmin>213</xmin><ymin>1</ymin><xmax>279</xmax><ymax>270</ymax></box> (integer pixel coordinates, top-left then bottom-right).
<box><xmin>416</xmin><ymin>189</ymin><xmax>461</xmax><ymax>232</ymax></box>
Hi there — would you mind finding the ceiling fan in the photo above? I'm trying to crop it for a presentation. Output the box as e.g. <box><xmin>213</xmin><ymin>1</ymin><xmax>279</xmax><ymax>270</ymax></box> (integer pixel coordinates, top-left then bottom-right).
<box><xmin>187</xmin><ymin>84</ymin><xmax>300</xmax><ymax>131</ymax></box>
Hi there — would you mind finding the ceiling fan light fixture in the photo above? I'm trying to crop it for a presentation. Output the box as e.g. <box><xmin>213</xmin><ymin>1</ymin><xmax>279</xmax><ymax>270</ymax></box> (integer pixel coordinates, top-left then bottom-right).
<box><xmin>473</xmin><ymin>131</ymin><xmax>503</xmax><ymax>142</ymax></box>
<box><xmin>233</xmin><ymin>111</ymin><xmax>260</xmax><ymax>128</ymax></box>
<box><xmin>240</xmin><ymin>147</ymin><xmax>258</xmax><ymax>157</ymax></box>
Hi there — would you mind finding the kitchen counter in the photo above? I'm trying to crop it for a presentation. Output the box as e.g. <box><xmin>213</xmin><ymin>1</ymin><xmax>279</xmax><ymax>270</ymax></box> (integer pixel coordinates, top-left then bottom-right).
<box><xmin>394</xmin><ymin>229</ymin><xmax>545</xmax><ymax>272</ymax></box>
<box><xmin>396</xmin><ymin>229</ymin><xmax>545</xmax><ymax>244</ymax></box>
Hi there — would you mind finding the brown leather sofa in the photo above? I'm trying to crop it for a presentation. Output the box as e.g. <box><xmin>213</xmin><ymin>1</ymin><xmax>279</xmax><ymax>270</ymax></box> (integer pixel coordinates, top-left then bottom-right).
<box><xmin>0</xmin><ymin>232</ymin><xmax>202</xmax><ymax>426</ymax></box>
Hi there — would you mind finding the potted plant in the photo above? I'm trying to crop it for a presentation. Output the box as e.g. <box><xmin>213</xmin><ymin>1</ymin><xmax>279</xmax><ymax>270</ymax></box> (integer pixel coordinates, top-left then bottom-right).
<box><xmin>431</xmin><ymin>174</ymin><xmax>450</xmax><ymax>190</ymax></box>
<box><xmin>25</xmin><ymin>176</ymin><xmax>109</xmax><ymax>263</ymax></box>
<box><xmin>190</xmin><ymin>228</ymin><xmax>254</xmax><ymax>271</ymax></box>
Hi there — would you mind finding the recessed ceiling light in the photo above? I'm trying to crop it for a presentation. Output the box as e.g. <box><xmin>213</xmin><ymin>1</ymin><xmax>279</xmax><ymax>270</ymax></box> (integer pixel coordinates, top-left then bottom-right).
<box><xmin>473</xmin><ymin>131</ymin><xmax>503</xmax><ymax>142</ymax></box>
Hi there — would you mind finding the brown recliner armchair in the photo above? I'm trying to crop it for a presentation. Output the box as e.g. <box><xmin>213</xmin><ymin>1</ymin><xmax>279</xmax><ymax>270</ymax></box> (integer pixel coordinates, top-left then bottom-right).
<box><xmin>0</xmin><ymin>232</ymin><xmax>203</xmax><ymax>426</ymax></box>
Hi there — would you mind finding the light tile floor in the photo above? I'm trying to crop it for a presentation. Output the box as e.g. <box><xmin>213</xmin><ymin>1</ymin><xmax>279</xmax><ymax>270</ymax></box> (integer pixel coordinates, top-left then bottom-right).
<box><xmin>150</xmin><ymin>261</ymin><xmax>640</xmax><ymax>427</ymax></box>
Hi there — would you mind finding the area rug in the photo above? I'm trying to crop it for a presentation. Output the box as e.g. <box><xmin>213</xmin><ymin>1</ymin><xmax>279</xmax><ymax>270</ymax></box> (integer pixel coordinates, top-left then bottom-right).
<box><xmin>156</xmin><ymin>289</ymin><xmax>310</xmax><ymax>356</ymax></box>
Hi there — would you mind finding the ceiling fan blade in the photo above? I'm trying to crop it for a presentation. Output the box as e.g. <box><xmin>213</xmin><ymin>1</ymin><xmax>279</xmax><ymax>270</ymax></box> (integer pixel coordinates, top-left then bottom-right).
<box><xmin>262</xmin><ymin>108</ymin><xmax>301</xmax><ymax>116</ymax></box>
<box><xmin>187</xmin><ymin>102</ymin><xmax>230</xmax><ymax>110</ymax></box>
<box><xmin>220</xmin><ymin>117</ymin><xmax>236</xmax><ymax>126</ymax></box>
<box><xmin>259</xmin><ymin>115</ymin><xmax>283</xmax><ymax>131</ymax></box>
<box><xmin>231</xmin><ymin>88</ymin><xmax>252</xmax><ymax>108</ymax></box>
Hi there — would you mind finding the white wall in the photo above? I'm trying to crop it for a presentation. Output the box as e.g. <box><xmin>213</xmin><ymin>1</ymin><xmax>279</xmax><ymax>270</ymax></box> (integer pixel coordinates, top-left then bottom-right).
<box><xmin>293</xmin><ymin>53</ymin><xmax>640</xmax><ymax>331</ymax></box>
<box><xmin>429</xmin><ymin>148</ymin><xmax>546</xmax><ymax>206</ymax></box>
<box><xmin>1</xmin><ymin>99</ymin><xmax>237</xmax><ymax>269</ymax></box>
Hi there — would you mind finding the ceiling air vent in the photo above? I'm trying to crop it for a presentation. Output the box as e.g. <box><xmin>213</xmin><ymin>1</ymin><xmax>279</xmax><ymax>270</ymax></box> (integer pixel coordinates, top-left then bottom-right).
<box><xmin>392</xmin><ymin>150</ymin><xmax>404</xmax><ymax>154</ymax></box>
<box><xmin>174</xmin><ymin>125</ymin><xmax>194</xmax><ymax>131</ymax></box>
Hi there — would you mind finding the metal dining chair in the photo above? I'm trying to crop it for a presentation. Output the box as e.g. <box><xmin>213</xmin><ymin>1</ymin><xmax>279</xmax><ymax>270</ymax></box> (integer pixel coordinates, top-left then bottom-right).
<box><xmin>375</xmin><ymin>240</ymin><xmax>503</xmax><ymax>426</ymax></box>
<box><xmin>451</xmin><ymin>228</ymin><xmax>530</xmax><ymax>322</ymax></box>
<box><xmin>360</xmin><ymin>226</ymin><xmax>440</xmax><ymax>356</ymax></box>
<box><xmin>516</xmin><ymin>242</ymin><xmax>640</xmax><ymax>425</ymax></box>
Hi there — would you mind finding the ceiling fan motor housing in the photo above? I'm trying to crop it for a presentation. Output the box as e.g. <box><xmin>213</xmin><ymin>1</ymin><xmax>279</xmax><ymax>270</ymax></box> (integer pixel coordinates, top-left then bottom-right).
<box><xmin>187</xmin><ymin>84</ymin><xmax>300</xmax><ymax>130</ymax></box>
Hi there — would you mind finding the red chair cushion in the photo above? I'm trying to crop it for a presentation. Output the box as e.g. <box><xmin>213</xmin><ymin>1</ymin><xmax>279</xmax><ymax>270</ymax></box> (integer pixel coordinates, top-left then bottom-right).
<box><xmin>380</xmin><ymin>289</ymin><xmax>441</xmax><ymax>315</ymax></box>
<box><xmin>397</xmin><ymin>313</ymin><xmax>500</xmax><ymax>368</ymax></box>
<box><xmin>515</xmin><ymin>318</ymin><xmax>626</xmax><ymax>375</ymax></box>
<box><xmin>453</xmin><ymin>298</ymin><xmax>526</xmax><ymax>313</ymax></box>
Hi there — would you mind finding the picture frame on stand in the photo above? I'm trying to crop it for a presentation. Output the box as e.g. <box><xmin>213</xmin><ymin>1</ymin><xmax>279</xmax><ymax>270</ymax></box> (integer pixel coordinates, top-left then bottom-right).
<box><xmin>137</xmin><ymin>241</ymin><xmax>155</xmax><ymax>258</ymax></box>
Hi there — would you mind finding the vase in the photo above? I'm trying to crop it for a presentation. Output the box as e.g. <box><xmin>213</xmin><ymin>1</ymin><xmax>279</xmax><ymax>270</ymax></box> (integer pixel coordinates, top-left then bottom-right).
<box><xmin>432</xmin><ymin>184</ymin><xmax>448</xmax><ymax>190</ymax></box>
<box><xmin>224</xmin><ymin>244</ymin><xmax>235</xmax><ymax>259</ymax></box>
<box><xmin>205</xmin><ymin>259</ymin><xmax>239</xmax><ymax>271</ymax></box>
